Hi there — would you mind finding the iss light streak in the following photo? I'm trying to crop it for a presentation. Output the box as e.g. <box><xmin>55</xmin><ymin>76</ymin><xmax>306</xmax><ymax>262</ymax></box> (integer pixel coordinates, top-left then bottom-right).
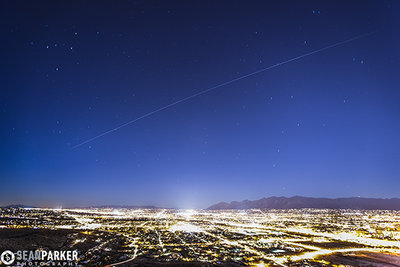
<box><xmin>71</xmin><ymin>31</ymin><xmax>377</xmax><ymax>149</ymax></box>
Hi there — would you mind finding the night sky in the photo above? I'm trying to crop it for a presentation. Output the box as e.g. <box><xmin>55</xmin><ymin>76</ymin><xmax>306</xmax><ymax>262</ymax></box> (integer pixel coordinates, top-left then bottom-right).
<box><xmin>1</xmin><ymin>1</ymin><xmax>399</xmax><ymax>208</ymax></box>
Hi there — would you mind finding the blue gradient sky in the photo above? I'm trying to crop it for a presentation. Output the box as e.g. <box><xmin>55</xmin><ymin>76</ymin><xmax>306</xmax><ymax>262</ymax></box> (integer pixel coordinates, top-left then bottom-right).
<box><xmin>1</xmin><ymin>1</ymin><xmax>400</xmax><ymax>208</ymax></box>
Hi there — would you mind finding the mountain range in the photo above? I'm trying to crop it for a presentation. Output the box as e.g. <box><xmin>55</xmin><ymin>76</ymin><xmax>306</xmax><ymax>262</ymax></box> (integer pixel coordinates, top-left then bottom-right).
<box><xmin>207</xmin><ymin>196</ymin><xmax>400</xmax><ymax>210</ymax></box>
<box><xmin>4</xmin><ymin>197</ymin><xmax>400</xmax><ymax>210</ymax></box>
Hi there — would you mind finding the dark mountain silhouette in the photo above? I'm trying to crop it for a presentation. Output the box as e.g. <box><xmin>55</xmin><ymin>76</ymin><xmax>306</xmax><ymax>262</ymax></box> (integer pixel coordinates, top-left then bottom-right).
<box><xmin>207</xmin><ymin>196</ymin><xmax>400</xmax><ymax>210</ymax></box>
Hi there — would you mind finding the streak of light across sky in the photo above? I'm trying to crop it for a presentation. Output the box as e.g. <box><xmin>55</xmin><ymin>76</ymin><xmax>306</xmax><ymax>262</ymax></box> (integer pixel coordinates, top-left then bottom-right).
<box><xmin>71</xmin><ymin>31</ymin><xmax>376</xmax><ymax>149</ymax></box>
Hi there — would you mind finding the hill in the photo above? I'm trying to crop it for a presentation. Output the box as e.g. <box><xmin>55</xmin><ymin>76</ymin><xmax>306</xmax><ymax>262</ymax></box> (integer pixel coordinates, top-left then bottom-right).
<box><xmin>207</xmin><ymin>196</ymin><xmax>400</xmax><ymax>210</ymax></box>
